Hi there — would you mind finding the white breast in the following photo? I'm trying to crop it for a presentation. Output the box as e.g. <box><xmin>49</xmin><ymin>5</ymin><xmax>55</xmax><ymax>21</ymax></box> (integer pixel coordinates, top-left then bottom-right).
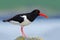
<box><xmin>20</xmin><ymin>15</ymin><xmax>31</xmax><ymax>26</ymax></box>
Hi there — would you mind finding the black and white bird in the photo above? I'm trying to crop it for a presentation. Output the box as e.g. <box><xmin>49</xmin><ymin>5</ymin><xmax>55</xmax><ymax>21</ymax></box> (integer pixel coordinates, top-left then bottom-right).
<box><xmin>3</xmin><ymin>9</ymin><xmax>48</xmax><ymax>37</ymax></box>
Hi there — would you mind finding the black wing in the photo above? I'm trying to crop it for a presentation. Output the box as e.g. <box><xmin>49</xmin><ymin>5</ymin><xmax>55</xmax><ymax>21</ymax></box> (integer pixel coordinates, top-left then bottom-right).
<box><xmin>3</xmin><ymin>13</ymin><xmax>26</xmax><ymax>23</ymax></box>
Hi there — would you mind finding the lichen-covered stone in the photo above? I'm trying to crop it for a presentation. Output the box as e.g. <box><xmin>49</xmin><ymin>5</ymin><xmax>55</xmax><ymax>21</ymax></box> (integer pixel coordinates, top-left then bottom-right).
<box><xmin>16</xmin><ymin>36</ymin><xmax>42</xmax><ymax>40</ymax></box>
<box><xmin>15</xmin><ymin>36</ymin><xmax>24</xmax><ymax>40</ymax></box>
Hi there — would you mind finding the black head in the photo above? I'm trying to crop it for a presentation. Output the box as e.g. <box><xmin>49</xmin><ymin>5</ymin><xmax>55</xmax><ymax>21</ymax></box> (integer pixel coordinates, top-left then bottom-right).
<box><xmin>31</xmin><ymin>9</ymin><xmax>48</xmax><ymax>18</ymax></box>
<box><xmin>31</xmin><ymin>9</ymin><xmax>40</xmax><ymax>14</ymax></box>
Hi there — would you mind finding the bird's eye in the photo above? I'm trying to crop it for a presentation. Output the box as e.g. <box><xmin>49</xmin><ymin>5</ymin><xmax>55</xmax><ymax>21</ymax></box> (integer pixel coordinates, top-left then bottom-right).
<box><xmin>36</xmin><ymin>11</ymin><xmax>39</xmax><ymax>13</ymax></box>
<box><xmin>36</xmin><ymin>11</ymin><xmax>38</xmax><ymax>12</ymax></box>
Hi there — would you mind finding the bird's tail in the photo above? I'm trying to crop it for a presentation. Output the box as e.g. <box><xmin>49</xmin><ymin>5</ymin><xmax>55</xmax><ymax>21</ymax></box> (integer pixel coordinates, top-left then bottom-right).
<box><xmin>3</xmin><ymin>20</ymin><xmax>7</xmax><ymax>22</ymax></box>
<box><xmin>3</xmin><ymin>19</ymin><xmax>10</xmax><ymax>22</ymax></box>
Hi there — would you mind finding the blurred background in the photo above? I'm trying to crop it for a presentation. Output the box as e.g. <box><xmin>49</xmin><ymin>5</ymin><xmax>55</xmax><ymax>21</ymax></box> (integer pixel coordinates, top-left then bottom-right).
<box><xmin>0</xmin><ymin>0</ymin><xmax>60</xmax><ymax>20</ymax></box>
<box><xmin>0</xmin><ymin>0</ymin><xmax>60</xmax><ymax>40</ymax></box>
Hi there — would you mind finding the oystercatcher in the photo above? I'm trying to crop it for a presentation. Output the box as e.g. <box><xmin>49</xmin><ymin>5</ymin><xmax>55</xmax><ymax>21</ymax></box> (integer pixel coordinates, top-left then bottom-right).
<box><xmin>3</xmin><ymin>9</ymin><xmax>48</xmax><ymax>37</ymax></box>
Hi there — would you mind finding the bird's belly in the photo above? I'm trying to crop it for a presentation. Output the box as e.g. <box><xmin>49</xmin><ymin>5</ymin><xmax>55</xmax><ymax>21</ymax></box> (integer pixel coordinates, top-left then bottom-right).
<box><xmin>9</xmin><ymin>20</ymin><xmax>31</xmax><ymax>26</ymax></box>
<box><xmin>20</xmin><ymin>19</ymin><xmax>31</xmax><ymax>26</ymax></box>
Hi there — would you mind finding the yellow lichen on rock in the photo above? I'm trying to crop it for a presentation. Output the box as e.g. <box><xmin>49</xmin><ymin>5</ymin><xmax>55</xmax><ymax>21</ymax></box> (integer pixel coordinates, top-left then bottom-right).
<box><xmin>16</xmin><ymin>36</ymin><xmax>24</xmax><ymax>40</ymax></box>
<box><xmin>16</xmin><ymin>36</ymin><xmax>43</xmax><ymax>40</ymax></box>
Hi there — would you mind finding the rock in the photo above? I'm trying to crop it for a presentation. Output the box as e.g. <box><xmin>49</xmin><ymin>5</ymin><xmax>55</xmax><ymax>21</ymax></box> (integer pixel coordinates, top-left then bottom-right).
<box><xmin>15</xmin><ymin>36</ymin><xmax>43</xmax><ymax>40</ymax></box>
<box><xmin>15</xmin><ymin>36</ymin><xmax>24</xmax><ymax>40</ymax></box>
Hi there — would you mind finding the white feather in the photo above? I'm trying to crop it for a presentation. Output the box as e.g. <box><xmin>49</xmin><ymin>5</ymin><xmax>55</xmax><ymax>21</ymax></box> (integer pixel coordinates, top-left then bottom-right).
<box><xmin>20</xmin><ymin>15</ymin><xmax>31</xmax><ymax>26</ymax></box>
<box><xmin>10</xmin><ymin>20</ymin><xmax>20</xmax><ymax>25</ymax></box>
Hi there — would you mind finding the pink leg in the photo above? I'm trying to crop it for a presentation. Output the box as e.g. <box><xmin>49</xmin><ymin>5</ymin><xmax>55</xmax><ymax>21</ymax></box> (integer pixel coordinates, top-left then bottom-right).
<box><xmin>21</xmin><ymin>26</ymin><xmax>27</xmax><ymax>37</ymax></box>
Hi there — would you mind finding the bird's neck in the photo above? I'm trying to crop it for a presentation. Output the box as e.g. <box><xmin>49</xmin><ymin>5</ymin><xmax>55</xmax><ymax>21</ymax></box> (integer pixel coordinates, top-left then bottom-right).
<box><xmin>27</xmin><ymin>13</ymin><xmax>38</xmax><ymax>22</ymax></box>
